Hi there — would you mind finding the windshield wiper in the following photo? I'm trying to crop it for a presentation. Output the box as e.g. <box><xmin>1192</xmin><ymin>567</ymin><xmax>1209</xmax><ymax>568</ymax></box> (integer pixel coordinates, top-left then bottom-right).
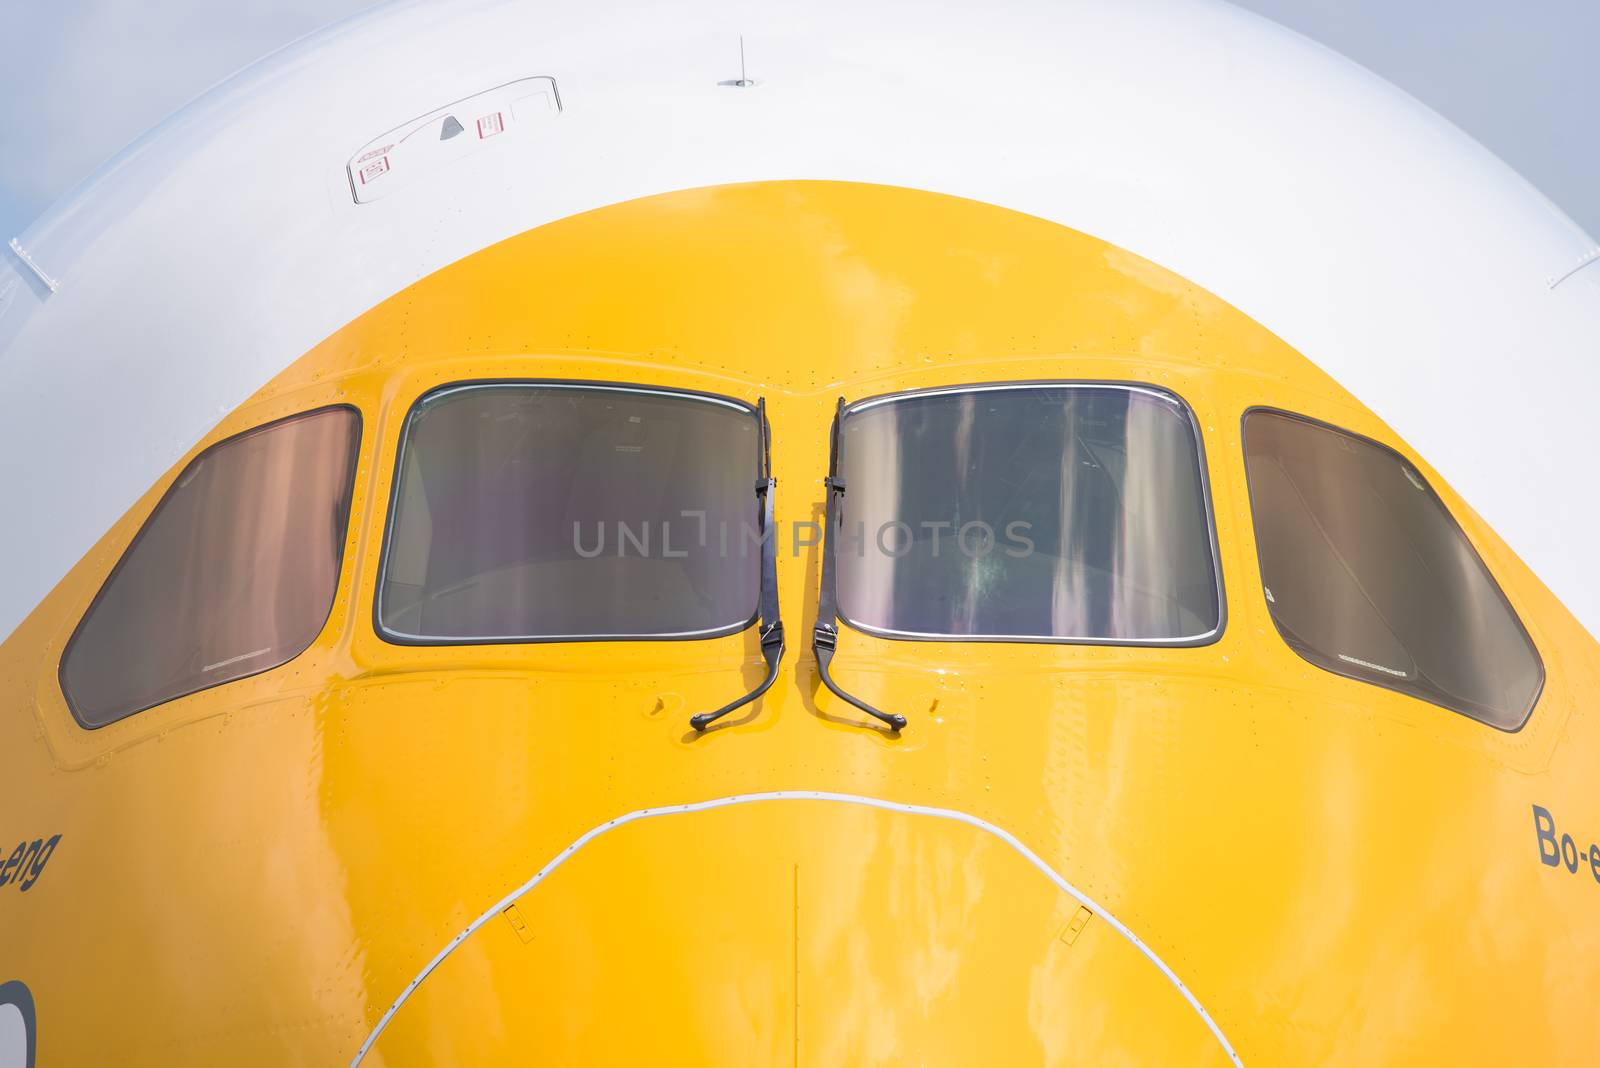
<box><xmin>691</xmin><ymin>398</ymin><xmax>785</xmax><ymax>731</ymax></box>
<box><xmin>812</xmin><ymin>398</ymin><xmax>907</xmax><ymax>731</ymax></box>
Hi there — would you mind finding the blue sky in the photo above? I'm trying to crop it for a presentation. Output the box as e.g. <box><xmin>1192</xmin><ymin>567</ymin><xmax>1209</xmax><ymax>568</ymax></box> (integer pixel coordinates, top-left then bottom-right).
<box><xmin>2</xmin><ymin>1</ymin><xmax>1596</xmax><ymax>239</ymax></box>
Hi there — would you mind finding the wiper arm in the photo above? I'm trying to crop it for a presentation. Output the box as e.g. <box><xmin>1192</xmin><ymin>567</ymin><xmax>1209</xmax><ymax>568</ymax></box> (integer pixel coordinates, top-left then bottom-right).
<box><xmin>692</xmin><ymin>398</ymin><xmax>785</xmax><ymax>731</ymax></box>
<box><xmin>812</xmin><ymin>399</ymin><xmax>907</xmax><ymax>732</ymax></box>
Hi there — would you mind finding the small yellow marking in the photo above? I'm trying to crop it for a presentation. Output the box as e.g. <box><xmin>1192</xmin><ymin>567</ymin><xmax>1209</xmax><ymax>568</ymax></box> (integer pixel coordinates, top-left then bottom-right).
<box><xmin>1060</xmin><ymin>905</ymin><xmax>1092</xmax><ymax>946</ymax></box>
<box><xmin>503</xmin><ymin>903</ymin><xmax>534</xmax><ymax>944</ymax></box>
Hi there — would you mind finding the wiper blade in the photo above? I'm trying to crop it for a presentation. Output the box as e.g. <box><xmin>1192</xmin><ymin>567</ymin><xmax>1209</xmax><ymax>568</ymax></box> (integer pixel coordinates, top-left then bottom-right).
<box><xmin>692</xmin><ymin>399</ymin><xmax>785</xmax><ymax>731</ymax></box>
<box><xmin>812</xmin><ymin>398</ymin><xmax>907</xmax><ymax>732</ymax></box>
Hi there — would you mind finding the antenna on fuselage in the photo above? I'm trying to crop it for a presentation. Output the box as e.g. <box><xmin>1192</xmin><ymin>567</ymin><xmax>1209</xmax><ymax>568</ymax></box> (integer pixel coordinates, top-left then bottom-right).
<box><xmin>719</xmin><ymin>34</ymin><xmax>756</xmax><ymax>88</ymax></box>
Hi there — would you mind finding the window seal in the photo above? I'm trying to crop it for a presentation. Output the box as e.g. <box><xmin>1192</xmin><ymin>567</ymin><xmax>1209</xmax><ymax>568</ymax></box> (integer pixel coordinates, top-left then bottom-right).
<box><xmin>1239</xmin><ymin>405</ymin><xmax>1545</xmax><ymax>732</ymax></box>
<box><xmin>832</xmin><ymin>379</ymin><xmax>1228</xmax><ymax>648</ymax></box>
<box><xmin>57</xmin><ymin>404</ymin><xmax>364</xmax><ymax>729</ymax></box>
<box><xmin>371</xmin><ymin>378</ymin><xmax>762</xmax><ymax>648</ymax></box>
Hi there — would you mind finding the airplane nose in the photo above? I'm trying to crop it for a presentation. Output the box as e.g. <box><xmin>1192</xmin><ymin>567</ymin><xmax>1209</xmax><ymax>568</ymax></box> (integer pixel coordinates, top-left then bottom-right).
<box><xmin>359</xmin><ymin>795</ymin><xmax>1238</xmax><ymax>1066</ymax></box>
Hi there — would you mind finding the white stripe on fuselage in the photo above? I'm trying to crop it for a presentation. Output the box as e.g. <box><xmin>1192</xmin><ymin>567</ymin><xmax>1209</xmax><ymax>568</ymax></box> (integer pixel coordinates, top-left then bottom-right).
<box><xmin>348</xmin><ymin>790</ymin><xmax>1245</xmax><ymax>1067</ymax></box>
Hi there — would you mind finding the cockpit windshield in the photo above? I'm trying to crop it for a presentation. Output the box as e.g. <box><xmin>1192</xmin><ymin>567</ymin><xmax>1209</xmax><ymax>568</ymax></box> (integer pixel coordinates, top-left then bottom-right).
<box><xmin>832</xmin><ymin>383</ymin><xmax>1223</xmax><ymax>644</ymax></box>
<box><xmin>1242</xmin><ymin>409</ymin><xmax>1542</xmax><ymax>729</ymax></box>
<box><xmin>60</xmin><ymin>406</ymin><xmax>361</xmax><ymax>727</ymax></box>
<box><xmin>376</xmin><ymin>382</ymin><xmax>760</xmax><ymax>643</ymax></box>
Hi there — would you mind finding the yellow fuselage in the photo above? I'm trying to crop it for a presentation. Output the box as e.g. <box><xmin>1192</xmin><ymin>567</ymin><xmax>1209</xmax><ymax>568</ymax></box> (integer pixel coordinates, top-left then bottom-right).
<box><xmin>3</xmin><ymin>182</ymin><xmax>1597</xmax><ymax>1065</ymax></box>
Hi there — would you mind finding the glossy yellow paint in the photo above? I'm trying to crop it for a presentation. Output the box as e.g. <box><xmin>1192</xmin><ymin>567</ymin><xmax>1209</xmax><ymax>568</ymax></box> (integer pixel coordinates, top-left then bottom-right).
<box><xmin>368</xmin><ymin>799</ymin><xmax>1228</xmax><ymax>1067</ymax></box>
<box><xmin>2</xmin><ymin>181</ymin><xmax>1598</xmax><ymax>1065</ymax></box>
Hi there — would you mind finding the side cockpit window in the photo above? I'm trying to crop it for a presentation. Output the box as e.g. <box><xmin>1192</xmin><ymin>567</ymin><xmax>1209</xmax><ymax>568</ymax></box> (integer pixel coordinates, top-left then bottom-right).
<box><xmin>833</xmin><ymin>383</ymin><xmax>1224</xmax><ymax>644</ymax></box>
<box><xmin>1242</xmin><ymin>409</ymin><xmax>1543</xmax><ymax>729</ymax></box>
<box><xmin>375</xmin><ymin>382</ymin><xmax>760</xmax><ymax>643</ymax></box>
<box><xmin>60</xmin><ymin>407</ymin><xmax>362</xmax><ymax>727</ymax></box>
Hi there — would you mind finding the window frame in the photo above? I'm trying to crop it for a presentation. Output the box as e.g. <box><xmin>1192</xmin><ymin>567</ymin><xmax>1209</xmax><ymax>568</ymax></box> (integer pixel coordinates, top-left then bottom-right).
<box><xmin>832</xmin><ymin>379</ymin><xmax>1228</xmax><ymax>648</ymax></box>
<box><xmin>1239</xmin><ymin>405</ymin><xmax>1545</xmax><ymax>732</ymax></box>
<box><xmin>57</xmin><ymin>404</ymin><xmax>364</xmax><ymax>729</ymax></box>
<box><xmin>371</xmin><ymin>378</ymin><xmax>763</xmax><ymax>648</ymax></box>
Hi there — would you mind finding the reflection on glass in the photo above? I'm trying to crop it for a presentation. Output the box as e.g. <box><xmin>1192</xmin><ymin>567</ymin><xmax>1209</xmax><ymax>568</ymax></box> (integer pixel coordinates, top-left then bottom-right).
<box><xmin>835</xmin><ymin>384</ymin><xmax>1221</xmax><ymax>642</ymax></box>
<box><xmin>1243</xmin><ymin>410</ymin><xmax>1542</xmax><ymax>729</ymax></box>
<box><xmin>61</xmin><ymin>407</ymin><xmax>361</xmax><ymax>727</ymax></box>
<box><xmin>378</xmin><ymin>383</ymin><xmax>759</xmax><ymax>642</ymax></box>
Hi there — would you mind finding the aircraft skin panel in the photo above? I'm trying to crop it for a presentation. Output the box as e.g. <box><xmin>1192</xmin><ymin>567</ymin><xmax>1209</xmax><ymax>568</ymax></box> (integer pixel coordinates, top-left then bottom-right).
<box><xmin>360</xmin><ymin>796</ymin><xmax>1237</xmax><ymax>1067</ymax></box>
<box><xmin>2</xmin><ymin>182</ymin><xmax>1596</xmax><ymax>1064</ymax></box>
<box><xmin>0</xmin><ymin>0</ymin><xmax>1597</xmax><ymax>646</ymax></box>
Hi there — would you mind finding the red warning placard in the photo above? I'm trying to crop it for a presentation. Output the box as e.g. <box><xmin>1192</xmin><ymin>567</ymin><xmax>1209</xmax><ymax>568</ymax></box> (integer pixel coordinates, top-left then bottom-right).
<box><xmin>357</xmin><ymin>156</ymin><xmax>391</xmax><ymax>184</ymax></box>
<box><xmin>346</xmin><ymin>77</ymin><xmax>561</xmax><ymax>203</ymax></box>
